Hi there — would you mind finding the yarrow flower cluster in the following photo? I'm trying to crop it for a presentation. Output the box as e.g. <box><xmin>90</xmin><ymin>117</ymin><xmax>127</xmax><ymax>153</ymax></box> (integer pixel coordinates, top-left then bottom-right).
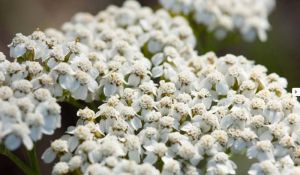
<box><xmin>159</xmin><ymin>0</ymin><xmax>276</xmax><ymax>41</ymax></box>
<box><xmin>1</xmin><ymin>0</ymin><xmax>299</xmax><ymax>175</ymax></box>
<box><xmin>32</xmin><ymin>2</ymin><xmax>299</xmax><ymax>174</ymax></box>
<box><xmin>0</xmin><ymin>52</ymin><xmax>61</xmax><ymax>151</ymax></box>
<box><xmin>8</xmin><ymin>0</ymin><xmax>195</xmax><ymax>102</ymax></box>
<box><xmin>44</xmin><ymin>50</ymin><xmax>300</xmax><ymax>175</ymax></box>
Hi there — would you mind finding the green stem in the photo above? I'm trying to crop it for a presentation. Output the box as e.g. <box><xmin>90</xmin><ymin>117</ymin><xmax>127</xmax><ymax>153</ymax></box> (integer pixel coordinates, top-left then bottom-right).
<box><xmin>0</xmin><ymin>145</ymin><xmax>37</xmax><ymax>175</ymax></box>
<box><xmin>88</xmin><ymin>102</ymin><xmax>98</xmax><ymax>112</ymax></box>
<box><xmin>67</xmin><ymin>97</ymin><xmax>85</xmax><ymax>109</ymax></box>
<box><xmin>27</xmin><ymin>145</ymin><xmax>40</xmax><ymax>174</ymax></box>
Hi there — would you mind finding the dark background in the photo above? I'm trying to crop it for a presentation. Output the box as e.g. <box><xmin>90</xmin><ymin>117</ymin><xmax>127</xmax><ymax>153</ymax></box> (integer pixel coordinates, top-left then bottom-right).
<box><xmin>0</xmin><ymin>0</ymin><xmax>299</xmax><ymax>174</ymax></box>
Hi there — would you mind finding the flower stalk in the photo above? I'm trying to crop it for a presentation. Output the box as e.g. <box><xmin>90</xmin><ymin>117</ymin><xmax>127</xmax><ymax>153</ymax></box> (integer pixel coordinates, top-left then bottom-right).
<box><xmin>0</xmin><ymin>145</ymin><xmax>37</xmax><ymax>175</ymax></box>
<box><xmin>27</xmin><ymin>145</ymin><xmax>40</xmax><ymax>175</ymax></box>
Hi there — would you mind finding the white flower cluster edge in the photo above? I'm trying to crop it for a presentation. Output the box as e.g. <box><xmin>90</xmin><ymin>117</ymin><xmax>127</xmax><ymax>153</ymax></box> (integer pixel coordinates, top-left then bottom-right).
<box><xmin>0</xmin><ymin>52</ymin><xmax>61</xmax><ymax>151</ymax></box>
<box><xmin>160</xmin><ymin>0</ymin><xmax>276</xmax><ymax>42</ymax></box>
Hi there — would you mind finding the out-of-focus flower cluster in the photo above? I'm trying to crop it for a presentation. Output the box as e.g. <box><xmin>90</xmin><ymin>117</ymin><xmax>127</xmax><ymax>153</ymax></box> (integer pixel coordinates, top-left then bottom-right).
<box><xmin>160</xmin><ymin>0</ymin><xmax>276</xmax><ymax>42</ymax></box>
<box><xmin>0</xmin><ymin>52</ymin><xmax>61</xmax><ymax>151</ymax></box>
<box><xmin>38</xmin><ymin>1</ymin><xmax>300</xmax><ymax>172</ymax></box>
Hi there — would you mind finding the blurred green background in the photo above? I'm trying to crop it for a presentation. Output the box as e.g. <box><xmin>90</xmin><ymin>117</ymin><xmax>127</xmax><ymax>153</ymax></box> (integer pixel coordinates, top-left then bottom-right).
<box><xmin>0</xmin><ymin>0</ymin><xmax>299</xmax><ymax>174</ymax></box>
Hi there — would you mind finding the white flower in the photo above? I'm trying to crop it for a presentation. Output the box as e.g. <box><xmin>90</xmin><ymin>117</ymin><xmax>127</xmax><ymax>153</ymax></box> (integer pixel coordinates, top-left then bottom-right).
<box><xmin>197</xmin><ymin>135</ymin><xmax>218</xmax><ymax>156</ymax></box>
<box><xmin>8</xmin><ymin>33</ymin><xmax>28</xmax><ymax>58</ymax></box>
<box><xmin>144</xmin><ymin>142</ymin><xmax>168</xmax><ymax>164</ymax></box>
<box><xmin>221</xmin><ymin>107</ymin><xmax>249</xmax><ymax>130</ymax></box>
<box><xmin>77</xmin><ymin>107</ymin><xmax>96</xmax><ymax>121</ymax></box>
<box><xmin>5</xmin><ymin>62</ymin><xmax>27</xmax><ymax>82</ymax></box>
<box><xmin>99</xmin><ymin>136</ymin><xmax>126</xmax><ymax>159</ymax></box>
<box><xmin>0</xmin><ymin>56</ymin><xmax>61</xmax><ymax>151</ymax></box>
<box><xmin>50</xmin><ymin>62</ymin><xmax>75</xmax><ymax>90</ymax></box>
<box><xmin>31</xmin><ymin>74</ymin><xmax>63</xmax><ymax>97</ymax></box>
<box><xmin>201</xmin><ymin>71</ymin><xmax>229</xmax><ymax>95</ymax></box>
<box><xmin>276</xmin><ymin>155</ymin><xmax>294</xmax><ymax>174</ymax></box>
<box><xmin>191</xmin><ymin>88</ymin><xmax>213</xmax><ymax>109</ymax></box>
<box><xmin>120</xmin><ymin>106</ymin><xmax>142</xmax><ymax>130</ymax></box>
<box><xmin>35</xmin><ymin>101</ymin><xmax>61</xmax><ymax>135</ymax></box>
<box><xmin>247</xmin><ymin>140</ymin><xmax>275</xmax><ymax>161</ymax></box>
<box><xmin>127</xmin><ymin>63</ymin><xmax>151</xmax><ymax>87</ymax></box>
<box><xmin>52</xmin><ymin>162</ymin><xmax>69</xmax><ymax>175</ymax></box>
<box><xmin>68</xmin><ymin>155</ymin><xmax>82</xmax><ymax>171</ymax></box>
<box><xmin>85</xmin><ymin>164</ymin><xmax>112</xmax><ymax>175</ymax></box>
<box><xmin>47</xmin><ymin>45</ymin><xmax>67</xmax><ymax>68</ymax></box>
<box><xmin>100</xmin><ymin>72</ymin><xmax>125</xmax><ymax>97</ymax></box>
<box><xmin>67</xmin><ymin>70</ymin><xmax>98</xmax><ymax>100</ymax></box>
<box><xmin>124</xmin><ymin>134</ymin><xmax>142</xmax><ymax>163</ymax></box>
<box><xmin>161</xmin><ymin>157</ymin><xmax>181</xmax><ymax>175</ymax></box>
<box><xmin>248</xmin><ymin>160</ymin><xmax>280</xmax><ymax>175</ymax></box>
<box><xmin>207</xmin><ymin>152</ymin><xmax>237</xmax><ymax>175</ymax></box>
<box><xmin>176</xmin><ymin>140</ymin><xmax>202</xmax><ymax>165</ymax></box>
<box><xmin>42</xmin><ymin>139</ymin><xmax>69</xmax><ymax>163</ymax></box>
<box><xmin>26</xmin><ymin>112</ymin><xmax>45</xmax><ymax>141</ymax></box>
<box><xmin>4</xmin><ymin>123</ymin><xmax>33</xmax><ymax>150</ymax></box>
<box><xmin>194</xmin><ymin>112</ymin><xmax>220</xmax><ymax>133</ymax></box>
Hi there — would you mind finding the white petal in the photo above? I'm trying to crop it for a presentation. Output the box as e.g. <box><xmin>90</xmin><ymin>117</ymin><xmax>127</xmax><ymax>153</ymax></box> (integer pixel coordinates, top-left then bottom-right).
<box><xmin>47</xmin><ymin>58</ymin><xmax>57</xmax><ymax>69</ymax></box>
<box><xmin>225</xmin><ymin>75</ymin><xmax>235</xmax><ymax>87</ymax></box>
<box><xmin>68</xmin><ymin>137</ymin><xmax>79</xmax><ymax>152</ymax></box>
<box><xmin>59</xmin><ymin>75</ymin><xmax>76</xmax><ymax>90</ymax></box>
<box><xmin>203</xmin><ymin>98</ymin><xmax>213</xmax><ymax>109</ymax></box>
<box><xmin>89</xmin><ymin>68</ymin><xmax>99</xmax><ymax>79</ymax></box>
<box><xmin>42</xmin><ymin>116</ymin><xmax>56</xmax><ymax>134</ymax></box>
<box><xmin>164</xmin><ymin>67</ymin><xmax>177</xmax><ymax>80</ymax></box>
<box><xmin>216</xmin><ymin>83</ymin><xmax>229</xmax><ymax>95</ymax></box>
<box><xmin>103</xmin><ymin>84</ymin><xmax>117</xmax><ymax>97</ymax></box>
<box><xmin>259</xmin><ymin>131</ymin><xmax>273</xmax><ymax>141</ymax></box>
<box><xmin>190</xmin><ymin>155</ymin><xmax>202</xmax><ymax>166</ymax></box>
<box><xmin>144</xmin><ymin>144</ymin><xmax>155</xmax><ymax>152</ymax></box>
<box><xmin>10</xmin><ymin>44</ymin><xmax>26</xmax><ymax>58</ymax></box>
<box><xmin>148</xmin><ymin>40</ymin><xmax>162</xmax><ymax>54</ymax></box>
<box><xmin>60</xmin><ymin>152</ymin><xmax>72</xmax><ymax>162</ymax></box>
<box><xmin>42</xmin><ymin>148</ymin><xmax>56</xmax><ymax>163</ymax></box>
<box><xmin>151</xmin><ymin>53</ymin><xmax>164</xmax><ymax>66</ymax></box>
<box><xmin>4</xmin><ymin>134</ymin><xmax>21</xmax><ymax>151</ymax></box>
<box><xmin>143</xmin><ymin>153</ymin><xmax>157</xmax><ymax>164</ymax></box>
<box><xmin>152</xmin><ymin>66</ymin><xmax>164</xmax><ymax>78</ymax></box>
<box><xmin>129</xmin><ymin>150</ymin><xmax>140</xmax><ymax>163</ymax></box>
<box><xmin>88</xmin><ymin>150</ymin><xmax>100</xmax><ymax>163</ymax></box>
<box><xmin>23</xmin><ymin>135</ymin><xmax>33</xmax><ymax>150</ymax></box>
<box><xmin>246</xmin><ymin>147</ymin><xmax>257</xmax><ymax>159</ymax></box>
<box><xmin>88</xmin><ymin>80</ymin><xmax>98</xmax><ymax>92</ymax></box>
<box><xmin>30</xmin><ymin>127</ymin><xmax>42</xmax><ymax>141</ymax></box>
<box><xmin>99</xmin><ymin>120</ymin><xmax>106</xmax><ymax>133</ymax></box>
<box><xmin>131</xmin><ymin>117</ymin><xmax>142</xmax><ymax>130</ymax></box>
<box><xmin>128</xmin><ymin>74</ymin><xmax>140</xmax><ymax>87</ymax></box>
<box><xmin>72</xmin><ymin>86</ymin><xmax>88</xmax><ymax>100</ymax></box>
<box><xmin>51</xmin><ymin>85</ymin><xmax>63</xmax><ymax>97</ymax></box>
<box><xmin>220</xmin><ymin>116</ymin><xmax>232</xmax><ymax>130</ymax></box>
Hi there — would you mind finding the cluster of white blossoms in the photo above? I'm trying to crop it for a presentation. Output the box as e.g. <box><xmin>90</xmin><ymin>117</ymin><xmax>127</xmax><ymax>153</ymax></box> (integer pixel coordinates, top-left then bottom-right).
<box><xmin>8</xmin><ymin>0</ymin><xmax>195</xmax><ymax>102</ymax></box>
<box><xmin>43</xmin><ymin>50</ymin><xmax>300</xmax><ymax>175</ymax></box>
<box><xmin>0</xmin><ymin>52</ymin><xmax>61</xmax><ymax>151</ymax></box>
<box><xmin>159</xmin><ymin>0</ymin><xmax>276</xmax><ymax>41</ymax></box>
<box><xmin>38</xmin><ymin>5</ymin><xmax>300</xmax><ymax>171</ymax></box>
<box><xmin>3</xmin><ymin>0</ymin><xmax>300</xmax><ymax>175</ymax></box>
